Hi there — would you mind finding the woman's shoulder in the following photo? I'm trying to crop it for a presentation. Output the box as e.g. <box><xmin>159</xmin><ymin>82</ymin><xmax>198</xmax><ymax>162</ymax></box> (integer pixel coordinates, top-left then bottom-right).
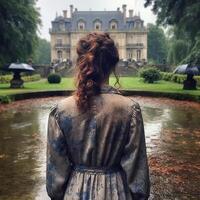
<box><xmin>104</xmin><ymin>93</ymin><xmax>140</xmax><ymax>108</ymax></box>
<box><xmin>49</xmin><ymin>95</ymin><xmax>141</xmax><ymax>118</ymax></box>
<box><xmin>58</xmin><ymin>95</ymin><xmax>75</xmax><ymax>108</ymax></box>
<box><xmin>49</xmin><ymin>96</ymin><xmax>76</xmax><ymax>116</ymax></box>
<box><xmin>100</xmin><ymin>94</ymin><xmax>141</xmax><ymax>118</ymax></box>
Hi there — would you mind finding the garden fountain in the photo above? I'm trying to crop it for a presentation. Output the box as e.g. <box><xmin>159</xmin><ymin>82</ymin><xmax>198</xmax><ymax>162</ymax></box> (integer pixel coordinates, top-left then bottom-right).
<box><xmin>5</xmin><ymin>62</ymin><xmax>35</xmax><ymax>88</ymax></box>
<box><xmin>173</xmin><ymin>63</ymin><xmax>200</xmax><ymax>90</ymax></box>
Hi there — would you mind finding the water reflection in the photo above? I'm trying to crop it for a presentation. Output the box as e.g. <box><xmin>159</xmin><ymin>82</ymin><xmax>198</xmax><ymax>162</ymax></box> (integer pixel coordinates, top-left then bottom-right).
<box><xmin>0</xmin><ymin>104</ymin><xmax>50</xmax><ymax>200</ymax></box>
<box><xmin>0</xmin><ymin>97</ymin><xmax>199</xmax><ymax>200</ymax></box>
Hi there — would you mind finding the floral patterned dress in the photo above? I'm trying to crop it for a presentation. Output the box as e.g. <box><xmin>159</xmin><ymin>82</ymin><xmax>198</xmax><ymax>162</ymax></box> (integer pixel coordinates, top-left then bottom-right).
<box><xmin>46</xmin><ymin>85</ymin><xmax>150</xmax><ymax>200</ymax></box>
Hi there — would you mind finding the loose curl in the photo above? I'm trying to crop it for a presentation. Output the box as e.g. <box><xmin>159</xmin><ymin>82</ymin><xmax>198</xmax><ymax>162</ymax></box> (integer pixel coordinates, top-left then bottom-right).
<box><xmin>74</xmin><ymin>32</ymin><xmax>120</xmax><ymax>112</ymax></box>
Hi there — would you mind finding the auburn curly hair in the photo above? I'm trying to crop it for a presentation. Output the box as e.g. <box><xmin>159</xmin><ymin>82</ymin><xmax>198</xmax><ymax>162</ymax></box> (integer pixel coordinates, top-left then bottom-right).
<box><xmin>74</xmin><ymin>32</ymin><xmax>120</xmax><ymax>112</ymax></box>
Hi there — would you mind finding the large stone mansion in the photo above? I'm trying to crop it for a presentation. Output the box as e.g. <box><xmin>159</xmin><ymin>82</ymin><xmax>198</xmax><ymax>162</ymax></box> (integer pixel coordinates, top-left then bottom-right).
<box><xmin>49</xmin><ymin>5</ymin><xmax>147</xmax><ymax>64</ymax></box>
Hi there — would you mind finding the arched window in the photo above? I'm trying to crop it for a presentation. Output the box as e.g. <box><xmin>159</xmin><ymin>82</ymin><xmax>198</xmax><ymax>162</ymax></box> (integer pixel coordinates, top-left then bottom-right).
<box><xmin>136</xmin><ymin>50</ymin><xmax>141</xmax><ymax>61</ymax></box>
<box><xmin>109</xmin><ymin>20</ymin><xmax>118</xmax><ymax>30</ymax></box>
<box><xmin>77</xmin><ymin>19</ymin><xmax>86</xmax><ymax>30</ymax></box>
<box><xmin>57</xmin><ymin>50</ymin><xmax>63</xmax><ymax>61</ymax></box>
<box><xmin>93</xmin><ymin>19</ymin><xmax>102</xmax><ymax>30</ymax></box>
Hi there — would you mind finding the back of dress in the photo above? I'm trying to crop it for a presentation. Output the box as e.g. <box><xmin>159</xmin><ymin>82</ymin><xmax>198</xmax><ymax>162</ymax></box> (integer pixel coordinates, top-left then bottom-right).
<box><xmin>46</xmin><ymin>85</ymin><xmax>150</xmax><ymax>200</ymax></box>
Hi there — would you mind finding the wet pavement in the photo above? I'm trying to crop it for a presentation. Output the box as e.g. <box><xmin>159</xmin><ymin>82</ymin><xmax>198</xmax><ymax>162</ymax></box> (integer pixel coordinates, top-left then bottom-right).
<box><xmin>0</xmin><ymin>96</ymin><xmax>199</xmax><ymax>200</ymax></box>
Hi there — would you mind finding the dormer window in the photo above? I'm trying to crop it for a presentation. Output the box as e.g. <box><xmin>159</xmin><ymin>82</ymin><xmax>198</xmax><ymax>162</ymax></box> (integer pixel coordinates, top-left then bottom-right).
<box><xmin>110</xmin><ymin>20</ymin><xmax>118</xmax><ymax>30</ymax></box>
<box><xmin>60</xmin><ymin>22</ymin><xmax>65</xmax><ymax>31</ymax></box>
<box><xmin>79</xmin><ymin>24</ymin><xmax>84</xmax><ymax>30</ymax></box>
<box><xmin>96</xmin><ymin>25</ymin><xmax>100</xmax><ymax>30</ymax></box>
<box><xmin>111</xmin><ymin>24</ymin><xmax>116</xmax><ymax>29</ymax></box>
<box><xmin>77</xmin><ymin>20</ymin><xmax>86</xmax><ymax>30</ymax></box>
<box><xmin>93</xmin><ymin>19</ymin><xmax>102</xmax><ymax>31</ymax></box>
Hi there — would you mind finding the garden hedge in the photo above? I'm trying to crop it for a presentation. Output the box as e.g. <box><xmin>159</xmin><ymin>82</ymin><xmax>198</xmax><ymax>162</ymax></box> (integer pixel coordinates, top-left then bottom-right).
<box><xmin>0</xmin><ymin>74</ymin><xmax>41</xmax><ymax>84</ymax></box>
<box><xmin>161</xmin><ymin>72</ymin><xmax>200</xmax><ymax>86</ymax></box>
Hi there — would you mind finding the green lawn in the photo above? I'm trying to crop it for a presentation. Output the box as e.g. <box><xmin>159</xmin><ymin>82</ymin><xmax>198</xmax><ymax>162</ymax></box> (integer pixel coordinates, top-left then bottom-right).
<box><xmin>0</xmin><ymin>77</ymin><xmax>200</xmax><ymax>96</ymax></box>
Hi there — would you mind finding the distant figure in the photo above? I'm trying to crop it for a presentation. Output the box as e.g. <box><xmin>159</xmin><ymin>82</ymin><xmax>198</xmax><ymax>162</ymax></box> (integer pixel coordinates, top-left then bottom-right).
<box><xmin>46</xmin><ymin>32</ymin><xmax>150</xmax><ymax>200</ymax></box>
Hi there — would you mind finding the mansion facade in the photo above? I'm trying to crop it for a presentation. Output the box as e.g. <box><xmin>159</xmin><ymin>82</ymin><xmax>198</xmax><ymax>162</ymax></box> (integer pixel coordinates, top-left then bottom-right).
<box><xmin>49</xmin><ymin>5</ymin><xmax>147</xmax><ymax>64</ymax></box>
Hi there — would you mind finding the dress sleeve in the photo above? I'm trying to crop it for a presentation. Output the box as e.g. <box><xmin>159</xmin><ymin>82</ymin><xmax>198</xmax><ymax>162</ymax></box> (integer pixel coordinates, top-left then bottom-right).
<box><xmin>120</xmin><ymin>102</ymin><xmax>150</xmax><ymax>200</ymax></box>
<box><xmin>46</xmin><ymin>105</ymin><xmax>72</xmax><ymax>200</ymax></box>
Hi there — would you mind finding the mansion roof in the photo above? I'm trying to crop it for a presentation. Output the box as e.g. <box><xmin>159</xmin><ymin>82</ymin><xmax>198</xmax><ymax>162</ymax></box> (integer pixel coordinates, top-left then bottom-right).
<box><xmin>50</xmin><ymin>7</ymin><xmax>146</xmax><ymax>33</ymax></box>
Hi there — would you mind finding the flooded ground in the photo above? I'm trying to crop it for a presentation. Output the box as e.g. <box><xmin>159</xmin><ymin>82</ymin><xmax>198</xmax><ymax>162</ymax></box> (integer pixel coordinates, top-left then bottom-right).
<box><xmin>0</xmin><ymin>96</ymin><xmax>199</xmax><ymax>200</ymax></box>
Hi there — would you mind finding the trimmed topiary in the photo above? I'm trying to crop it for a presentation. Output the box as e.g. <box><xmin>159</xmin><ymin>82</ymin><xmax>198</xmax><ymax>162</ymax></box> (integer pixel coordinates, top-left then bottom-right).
<box><xmin>47</xmin><ymin>73</ymin><xmax>61</xmax><ymax>84</ymax></box>
<box><xmin>140</xmin><ymin>67</ymin><xmax>161</xmax><ymax>83</ymax></box>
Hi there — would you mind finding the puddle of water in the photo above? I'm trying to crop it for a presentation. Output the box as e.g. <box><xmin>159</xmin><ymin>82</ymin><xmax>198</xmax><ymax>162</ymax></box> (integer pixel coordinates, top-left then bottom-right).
<box><xmin>0</xmin><ymin>96</ymin><xmax>199</xmax><ymax>200</ymax></box>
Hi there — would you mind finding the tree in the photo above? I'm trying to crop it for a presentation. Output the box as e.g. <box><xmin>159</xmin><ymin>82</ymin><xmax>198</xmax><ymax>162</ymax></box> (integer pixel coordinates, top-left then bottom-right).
<box><xmin>147</xmin><ymin>23</ymin><xmax>168</xmax><ymax>64</ymax></box>
<box><xmin>144</xmin><ymin>0</ymin><xmax>200</xmax><ymax>65</ymax></box>
<box><xmin>182</xmin><ymin>35</ymin><xmax>200</xmax><ymax>65</ymax></box>
<box><xmin>166</xmin><ymin>26</ymin><xmax>191</xmax><ymax>65</ymax></box>
<box><xmin>32</xmin><ymin>38</ymin><xmax>51</xmax><ymax>64</ymax></box>
<box><xmin>0</xmin><ymin>0</ymin><xmax>41</xmax><ymax>66</ymax></box>
<box><xmin>167</xmin><ymin>40</ymin><xmax>190</xmax><ymax>65</ymax></box>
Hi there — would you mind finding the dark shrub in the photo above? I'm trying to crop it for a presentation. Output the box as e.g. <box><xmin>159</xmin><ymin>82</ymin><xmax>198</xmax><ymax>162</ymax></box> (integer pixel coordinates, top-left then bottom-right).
<box><xmin>140</xmin><ymin>67</ymin><xmax>161</xmax><ymax>83</ymax></box>
<box><xmin>47</xmin><ymin>73</ymin><xmax>61</xmax><ymax>84</ymax></box>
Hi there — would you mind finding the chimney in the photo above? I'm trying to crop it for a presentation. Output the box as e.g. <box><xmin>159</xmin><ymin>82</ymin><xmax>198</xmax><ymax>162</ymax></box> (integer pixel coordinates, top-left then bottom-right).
<box><xmin>122</xmin><ymin>4</ymin><xmax>127</xmax><ymax>21</ymax></box>
<box><xmin>70</xmin><ymin>4</ymin><xmax>74</xmax><ymax>17</ymax></box>
<box><xmin>63</xmin><ymin>10</ymin><xmax>67</xmax><ymax>18</ymax></box>
<box><xmin>129</xmin><ymin>9</ymin><xmax>133</xmax><ymax>18</ymax></box>
<box><xmin>117</xmin><ymin>7</ymin><xmax>120</xmax><ymax>11</ymax></box>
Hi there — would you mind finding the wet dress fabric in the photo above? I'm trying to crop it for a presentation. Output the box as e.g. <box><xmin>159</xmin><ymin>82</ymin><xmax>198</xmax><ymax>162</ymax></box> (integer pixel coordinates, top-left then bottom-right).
<box><xmin>46</xmin><ymin>85</ymin><xmax>150</xmax><ymax>200</ymax></box>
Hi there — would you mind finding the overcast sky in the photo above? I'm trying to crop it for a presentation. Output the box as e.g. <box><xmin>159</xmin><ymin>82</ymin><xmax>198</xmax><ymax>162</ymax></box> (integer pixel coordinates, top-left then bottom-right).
<box><xmin>36</xmin><ymin>0</ymin><xmax>157</xmax><ymax>41</ymax></box>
